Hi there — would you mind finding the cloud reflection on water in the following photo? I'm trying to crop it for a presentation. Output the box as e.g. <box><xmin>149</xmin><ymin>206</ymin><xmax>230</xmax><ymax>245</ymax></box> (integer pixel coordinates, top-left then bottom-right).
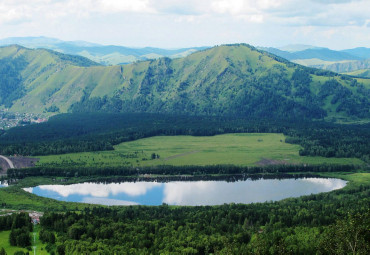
<box><xmin>301</xmin><ymin>177</ymin><xmax>347</xmax><ymax>190</ymax></box>
<box><xmin>37</xmin><ymin>182</ymin><xmax>162</xmax><ymax>197</ymax></box>
<box><xmin>24</xmin><ymin>178</ymin><xmax>347</xmax><ymax>206</ymax></box>
<box><xmin>83</xmin><ymin>197</ymin><xmax>139</xmax><ymax>206</ymax></box>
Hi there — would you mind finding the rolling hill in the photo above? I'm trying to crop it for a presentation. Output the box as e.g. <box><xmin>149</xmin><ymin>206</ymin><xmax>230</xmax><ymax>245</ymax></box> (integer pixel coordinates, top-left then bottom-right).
<box><xmin>0</xmin><ymin>44</ymin><xmax>369</xmax><ymax>122</ymax></box>
<box><xmin>0</xmin><ymin>36</ymin><xmax>208</xmax><ymax>65</ymax></box>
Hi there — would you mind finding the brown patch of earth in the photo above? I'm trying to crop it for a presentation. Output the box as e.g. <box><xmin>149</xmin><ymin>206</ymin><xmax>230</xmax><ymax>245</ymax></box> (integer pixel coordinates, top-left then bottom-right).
<box><xmin>9</xmin><ymin>156</ymin><xmax>39</xmax><ymax>169</ymax></box>
<box><xmin>0</xmin><ymin>158</ymin><xmax>9</xmax><ymax>174</ymax></box>
<box><xmin>256</xmin><ymin>158</ymin><xmax>294</xmax><ymax>166</ymax></box>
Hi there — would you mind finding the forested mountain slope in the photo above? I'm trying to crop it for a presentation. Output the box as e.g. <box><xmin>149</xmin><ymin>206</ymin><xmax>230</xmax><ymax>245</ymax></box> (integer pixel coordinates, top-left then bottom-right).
<box><xmin>0</xmin><ymin>44</ymin><xmax>369</xmax><ymax>122</ymax></box>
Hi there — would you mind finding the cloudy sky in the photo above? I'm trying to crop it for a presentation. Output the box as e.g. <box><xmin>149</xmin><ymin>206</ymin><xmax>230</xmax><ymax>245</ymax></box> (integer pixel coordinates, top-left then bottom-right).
<box><xmin>0</xmin><ymin>0</ymin><xmax>369</xmax><ymax>49</ymax></box>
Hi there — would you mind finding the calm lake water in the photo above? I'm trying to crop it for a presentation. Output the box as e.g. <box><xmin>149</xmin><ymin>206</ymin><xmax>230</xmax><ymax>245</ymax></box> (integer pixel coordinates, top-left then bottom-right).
<box><xmin>23</xmin><ymin>178</ymin><xmax>346</xmax><ymax>206</ymax></box>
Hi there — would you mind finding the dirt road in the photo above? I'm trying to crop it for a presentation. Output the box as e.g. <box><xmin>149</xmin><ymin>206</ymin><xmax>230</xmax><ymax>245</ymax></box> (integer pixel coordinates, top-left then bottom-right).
<box><xmin>0</xmin><ymin>155</ymin><xmax>14</xmax><ymax>169</ymax></box>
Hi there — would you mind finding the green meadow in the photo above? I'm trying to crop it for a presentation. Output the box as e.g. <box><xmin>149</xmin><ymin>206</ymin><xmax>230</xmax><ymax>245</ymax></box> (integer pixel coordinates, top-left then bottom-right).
<box><xmin>0</xmin><ymin>225</ymin><xmax>48</xmax><ymax>255</ymax></box>
<box><xmin>37</xmin><ymin>133</ymin><xmax>364</xmax><ymax>167</ymax></box>
<box><xmin>0</xmin><ymin>231</ymin><xmax>28</xmax><ymax>255</ymax></box>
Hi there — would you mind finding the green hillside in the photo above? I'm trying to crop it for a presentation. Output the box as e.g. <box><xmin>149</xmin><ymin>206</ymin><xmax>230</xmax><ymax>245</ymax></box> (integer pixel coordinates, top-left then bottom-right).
<box><xmin>0</xmin><ymin>36</ymin><xmax>208</xmax><ymax>65</ymax></box>
<box><xmin>0</xmin><ymin>44</ymin><xmax>369</xmax><ymax>122</ymax></box>
<box><xmin>345</xmin><ymin>69</ymin><xmax>370</xmax><ymax>78</ymax></box>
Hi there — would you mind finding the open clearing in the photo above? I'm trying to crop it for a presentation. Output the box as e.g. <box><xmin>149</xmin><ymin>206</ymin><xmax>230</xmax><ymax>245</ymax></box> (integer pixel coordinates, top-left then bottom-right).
<box><xmin>0</xmin><ymin>229</ymin><xmax>48</xmax><ymax>255</ymax></box>
<box><xmin>37</xmin><ymin>133</ymin><xmax>364</xmax><ymax>167</ymax></box>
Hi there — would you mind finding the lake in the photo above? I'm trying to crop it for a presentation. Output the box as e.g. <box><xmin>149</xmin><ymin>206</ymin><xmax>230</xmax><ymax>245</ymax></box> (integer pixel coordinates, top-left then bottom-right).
<box><xmin>23</xmin><ymin>178</ymin><xmax>346</xmax><ymax>206</ymax></box>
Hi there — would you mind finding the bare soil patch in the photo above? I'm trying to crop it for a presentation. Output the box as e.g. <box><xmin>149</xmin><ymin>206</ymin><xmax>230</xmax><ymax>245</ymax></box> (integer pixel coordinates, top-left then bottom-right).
<box><xmin>0</xmin><ymin>158</ymin><xmax>9</xmax><ymax>174</ymax></box>
<box><xmin>9</xmin><ymin>156</ymin><xmax>39</xmax><ymax>169</ymax></box>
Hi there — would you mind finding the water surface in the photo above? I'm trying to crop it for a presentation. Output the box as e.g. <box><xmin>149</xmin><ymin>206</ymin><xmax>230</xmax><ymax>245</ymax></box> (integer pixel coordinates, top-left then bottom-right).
<box><xmin>24</xmin><ymin>178</ymin><xmax>346</xmax><ymax>206</ymax></box>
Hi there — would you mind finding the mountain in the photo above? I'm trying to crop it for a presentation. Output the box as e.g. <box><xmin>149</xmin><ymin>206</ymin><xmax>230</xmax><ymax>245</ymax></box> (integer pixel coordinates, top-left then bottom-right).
<box><xmin>341</xmin><ymin>47</ymin><xmax>370</xmax><ymax>59</ymax></box>
<box><xmin>261</xmin><ymin>47</ymin><xmax>362</xmax><ymax>62</ymax></box>
<box><xmin>277</xmin><ymin>44</ymin><xmax>323</xmax><ymax>53</ymax></box>
<box><xmin>261</xmin><ymin>46</ymin><xmax>370</xmax><ymax>78</ymax></box>
<box><xmin>0</xmin><ymin>37</ymin><xmax>208</xmax><ymax>65</ymax></box>
<box><xmin>258</xmin><ymin>47</ymin><xmax>298</xmax><ymax>60</ymax></box>
<box><xmin>313</xmin><ymin>59</ymin><xmax>370</xmax><ymax>73</ymax></box>
<box><xmin>344</xmin><ymin>69</ymin><xmax>370</xmax><ymax>78</ymax></box>
<box><xmin>291</xmin><ymin>48</ymin><xmax>362</xmax><ymax>61</ymax></box>
<box><xmin>0</xmin><ymin>44</ymin><xmax>369</xmax><ymax>122</ymax></box>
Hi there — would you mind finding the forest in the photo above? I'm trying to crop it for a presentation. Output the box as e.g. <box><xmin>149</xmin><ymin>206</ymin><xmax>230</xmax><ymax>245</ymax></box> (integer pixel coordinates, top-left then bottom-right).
<box><xmin>7</xmin><ymin>164</ymin><xmax>357</xmax><ymax>180</ymax></box>
<box><xmin>0</xmin><ymin>57</ymin><xmax>27</xmax><ymax>108</ymax></box>
<box><xmin>0</xmin><ymin>113</ymin><xmax>369</xmax><ymax>163</ymax></box>
<box><xmin>33</xmin><ymin>182</ymin><xmax>370</xmax><ymax>254</ymax></box>
<box><xmin>0</xmin><ymin>115</ymin><xmax>369</xmax><ymax>254</ymax></box>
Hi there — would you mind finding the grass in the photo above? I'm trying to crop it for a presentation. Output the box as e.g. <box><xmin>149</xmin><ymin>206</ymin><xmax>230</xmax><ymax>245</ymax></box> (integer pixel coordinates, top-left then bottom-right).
<box><xmin>321</xmin><ymin>172</ymin><xmax>370</xmax><ymax>187</ymax></box>
<box><xmin>0</xmin><ymin>225</ymin><xmax>49</xmax><ymax>255</ymax></box>
<box><xmin>0</xmin><ymin>184</ymin><xmax>93</xmax><ymax>211</ymax></box>
<box><xmin>0</xmin><ymin>230</ymin><xmax>29</xmax><ymax>255</ymax></box>
<box><xmin>37</xmin><ymin>133</ymin><xmax>364</xmax><ymax>168</ymax></box>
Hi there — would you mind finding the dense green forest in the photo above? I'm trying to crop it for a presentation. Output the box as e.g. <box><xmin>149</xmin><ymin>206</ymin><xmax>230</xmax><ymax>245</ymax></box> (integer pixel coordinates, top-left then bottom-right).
<box><xmin>0</xmin><ymin>57</ymin><xmax>27</xmax><ymax>108</ymax></box>
<box><xmin>35</xmin><ymin>182</ymin><xmax>369</xmax><ymax>254</ymax></box>
<box><xmin>0</xmin><ymin>213</ymin><xmax>32</xmax><ymax>249</ymax></box>
<box><xmin>1</xmin><ymin>113</ymin><xmax>369</xmax><ymax>162</ymax></box>
<box><xmin>7</xmin><ymin>164</ymin><xmax>357</xmax><ymax>180</ymax></box>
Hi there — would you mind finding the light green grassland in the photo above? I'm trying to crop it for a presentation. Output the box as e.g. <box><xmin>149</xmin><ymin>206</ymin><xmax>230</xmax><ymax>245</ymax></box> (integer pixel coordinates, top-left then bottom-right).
<box><xmin>0</xmin><ymin>226</ymin><xmax>48</xmax><ymax>255</ymax></box>
<box><xmin>0</xmin><ymin>231</ymin><xmax>28</xmax><ymax>255</ymax></box>
<box><xmin>37</xmin><ymin>133</ymin><xmax>364</xmax><ymax>167</ymax></box>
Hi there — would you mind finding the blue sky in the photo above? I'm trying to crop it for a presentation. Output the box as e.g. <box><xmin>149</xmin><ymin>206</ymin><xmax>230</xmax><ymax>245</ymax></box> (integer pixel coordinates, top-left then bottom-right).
<box><xmin>0</xmin><ymin>0</ymin><xmax>369</xmax><ymax>49</ymax></box>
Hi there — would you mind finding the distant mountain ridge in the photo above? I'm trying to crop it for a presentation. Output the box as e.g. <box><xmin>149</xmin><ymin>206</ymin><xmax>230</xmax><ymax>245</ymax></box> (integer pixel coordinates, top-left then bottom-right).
<box><xmin>0</xmin><ymin>43</ymin><xmax>369</xmax><ymax>122</ymax></box>
<box><xmin>259</xmin><ymin>45</ymin><xmax>370</xmax><ymax>78</ymax></box>
<box><xmin>259</xmin><ymin>46</ymin><xmax>363</xmax><ymax>61</ymax></box>
<box><xmin>0</xmin><ymin>36</ymin><xmax>208</xmax><ymax>65</ymax></box>
<box><xmin>2</xmin><ymin>37</ymin><xmax>369</xmax><ymax>77</ymax></box>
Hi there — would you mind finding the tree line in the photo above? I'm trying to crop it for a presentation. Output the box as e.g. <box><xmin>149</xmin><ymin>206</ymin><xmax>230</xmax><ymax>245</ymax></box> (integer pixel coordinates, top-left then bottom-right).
<box><xmin>0</xmin><ymin>213</ymin><xmax>32</xmax><ymax>250</ymax></box>
<box><xmin>0</xmin><ymin>113</ymin><xmax>369</xmax><ymax>162</ymax></box>
<box><xmin>7</xmin><ymin>164</ymin><xmax>357</xmax><ymax>180</ymax></box>
<box><xmin>37</xmin><ymin>183</ymin><xmax>369</xmax><ymax>254</ymax></box>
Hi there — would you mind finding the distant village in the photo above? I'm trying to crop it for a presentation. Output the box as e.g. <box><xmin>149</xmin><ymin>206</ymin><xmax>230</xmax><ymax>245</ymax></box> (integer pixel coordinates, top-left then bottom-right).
<box><xmin>0</xmin><ymin>209</ymin><xmax>43</xmax><ymax>224</ymax></box>
<box><xmin>0</xmin><ymin>109</ymin><xmax>47</xmax><ymax>130</ymax></box>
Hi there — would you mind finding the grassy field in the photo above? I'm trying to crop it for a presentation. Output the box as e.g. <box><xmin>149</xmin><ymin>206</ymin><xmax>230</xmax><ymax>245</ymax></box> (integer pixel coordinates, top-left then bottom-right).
<box><xmin>0</xmin><ymin>230</ymin><xmax>28</xmax><ymax>255</ymax></box>
<box><xmin>0</xmin><ymin>226</ymin><xmax>48</xmax><ymax>255</ymax></box>
<box><xmin>37</xmin><ymin>133</ymin><xmax>364</xmax><ymax>167</ymax></box>
<box><xmin>0</xmin><ymin>184</ymin><xmax>94</xmax><ymax>212</ymax></box>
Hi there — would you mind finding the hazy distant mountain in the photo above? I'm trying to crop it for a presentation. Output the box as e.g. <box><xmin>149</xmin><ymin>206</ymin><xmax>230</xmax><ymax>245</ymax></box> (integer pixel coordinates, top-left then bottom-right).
<box><xmin>313</xmin><ymin>59</ymin><xmax>370</xmax><ymax>73</ymax></box>
<box><xmin>260</xmin><ymin>45</ymin><xmax>370</xmax><ymax>78</ymax></box>
<box><xmin>0</xmin><ymin>36</ymin><xmax>208</xmax><ymax>65</ymax></box>
<box><xmin>292</xmin><ymin>48</ymin><xmax>362</xmax><ymax>61</ymax></box>
<box><xmin>341</xmin><ymin>47</ymin><xmax>370</xmax><ymax>59</ymax></box>
<box><xmin>0</xmin><ymin>44</ymin><xmax>369</xmax><ymax>122</ymax></box>
<box><xmin>257</xmin><ymin>47</ymin><xmax>298</xmax><ymax>60</ymax></box>
<box><xmin>261</xmin><ymin>47</ymin><xmax>362</xmax><ymax>61</ymax></box>
<box><xmin>277</xmin><ymin>44</ymin><xmax>323</xmax><ymax>53</ymax></box>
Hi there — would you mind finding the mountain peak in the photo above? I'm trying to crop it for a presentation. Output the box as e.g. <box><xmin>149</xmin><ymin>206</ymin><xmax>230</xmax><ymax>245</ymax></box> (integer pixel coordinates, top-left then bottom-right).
<box><xmin>0</xmin><ymin>44</ymin><xmax>368</xmax><ymax>122</ymax></box>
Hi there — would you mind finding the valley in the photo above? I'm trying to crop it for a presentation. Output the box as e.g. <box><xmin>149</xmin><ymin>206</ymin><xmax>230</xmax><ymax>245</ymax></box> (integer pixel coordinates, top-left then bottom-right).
<box><xmin>36</xmin><ymin>133</ymin><xmax>364</xmax><ymax>168</ymax></box>
<box><xmin>0</xmin><ymin>43</ymin><xmax>368</xmax><ymax>254</ymax></box>
<box><xmin>1</xmin><ymin>0</ymin><xmax>370</xmax><ymax>252</ymax></box>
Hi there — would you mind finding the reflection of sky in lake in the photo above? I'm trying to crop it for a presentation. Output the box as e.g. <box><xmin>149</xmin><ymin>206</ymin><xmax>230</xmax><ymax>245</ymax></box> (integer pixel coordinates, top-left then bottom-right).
<box><xmin>24</xmin><ymin>178</ymin><xmax>347</xmax><ymax>206</ymax></box>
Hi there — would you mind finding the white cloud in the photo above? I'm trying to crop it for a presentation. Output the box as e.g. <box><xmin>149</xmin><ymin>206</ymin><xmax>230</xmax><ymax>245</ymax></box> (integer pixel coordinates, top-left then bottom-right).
<box><xmin>96</xmin><ymin>0</ymin><xmax>153</xmax><ymax>14</ymax></box>
<box><xmin>0</xmin><ymin>0</ymin><xmax>369</xmax><ymax>49</ymax></box>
